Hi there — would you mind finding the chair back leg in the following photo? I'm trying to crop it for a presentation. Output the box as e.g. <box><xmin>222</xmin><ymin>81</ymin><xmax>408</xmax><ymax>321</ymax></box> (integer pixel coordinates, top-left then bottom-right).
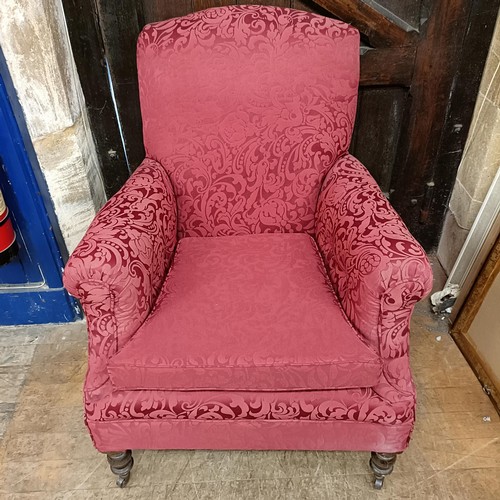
<box><xmin>107</xmin><ymin>450</ymin><xmax>134</xmax><ymax>488</ymax></box>
<box><xmin>369</xmin><ymin>452</ymin><xmax>398</xmax><ymax>489</ymax></box>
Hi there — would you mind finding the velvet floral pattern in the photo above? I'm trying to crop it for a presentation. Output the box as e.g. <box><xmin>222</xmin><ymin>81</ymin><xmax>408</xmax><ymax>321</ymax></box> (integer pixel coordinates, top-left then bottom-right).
<box><xmin>106</xmin><ymin>234</ymin><xmax>382</xmax><ymax>392</ymax></box>
<box><xmin>86</xmin><ymin>382</ymin><xmax>412</xmax><ymax>425</ymax></box>
<box><xmin>315</xmin><ymin>154</ymin><xmax>433</xmax><ymax>350</ymax></box>
<box><xmin>63</xmin><ymin>6</ymin><xmax>433</xmax><ymax>455</ymax></box>
<box><xmin>315</xmin><ymin>153</ymin><xmax>433</xmax><ymax>421</ymax></box>
<box><xmin>137</xmin><ymin>6</ymin><xmax>359</xmax><ymax>237</ymax></box>
<box><xmin>63</xmin><ymin>159</ymin><xmax>177</xmax><ymax>390</ymax></box>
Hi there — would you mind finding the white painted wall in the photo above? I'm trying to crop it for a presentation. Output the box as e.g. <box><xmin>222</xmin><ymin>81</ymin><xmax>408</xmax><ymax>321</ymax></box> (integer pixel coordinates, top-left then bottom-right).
<box><xmin>0</xmin><ymin>0</ymin><xmax>106</xmax><ymax>254</ymax></box>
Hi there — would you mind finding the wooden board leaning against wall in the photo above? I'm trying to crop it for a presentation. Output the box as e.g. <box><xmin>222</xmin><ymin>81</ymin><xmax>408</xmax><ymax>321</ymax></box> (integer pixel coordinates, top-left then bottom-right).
<box><xmin>451</xmin><ymin>236</ymin><xmax>500</xmax><ymax>414</ymax></box>
<box><xmin>62</xmin><ymin>0</ymin><xmax>500</xmax><ymax>249</ymax></box>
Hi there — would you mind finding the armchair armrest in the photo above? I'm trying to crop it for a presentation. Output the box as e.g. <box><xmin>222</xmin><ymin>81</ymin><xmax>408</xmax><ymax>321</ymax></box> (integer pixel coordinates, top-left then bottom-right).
<box><xmin>315</xmin><ymin>154</ymin><xmax>432</xmax><ymax>400</ymax></box>
<box><xmin>63</xmin><ymin>158</ymin><xmax>177</xmax><ymax>391</ymax></box>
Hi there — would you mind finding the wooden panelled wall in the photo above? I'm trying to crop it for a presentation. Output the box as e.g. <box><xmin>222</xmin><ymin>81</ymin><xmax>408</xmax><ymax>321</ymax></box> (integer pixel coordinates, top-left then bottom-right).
<box><xmin>63</xmin><ymin>0</ymin><xmax>499</xmax><ymax>249</ymax></box>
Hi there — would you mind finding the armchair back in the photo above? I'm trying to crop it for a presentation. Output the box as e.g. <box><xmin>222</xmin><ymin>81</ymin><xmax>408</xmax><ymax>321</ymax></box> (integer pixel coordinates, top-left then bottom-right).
<box><xmin>137</xmin><ymin>5</ymin><xmax>359</xmax><ymax>237</ymax></box>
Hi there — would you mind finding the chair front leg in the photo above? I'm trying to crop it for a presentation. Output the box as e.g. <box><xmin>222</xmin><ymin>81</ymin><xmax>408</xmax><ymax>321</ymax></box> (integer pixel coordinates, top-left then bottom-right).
<box><xmin>369</xmin><ymin>452</ymin><xmax>397</xmax><ymax>489</ymax></box>
<box><xmin>107</xmin><ymin>450</ymin><xmax>134</xmax><ymax>488</ymax></box>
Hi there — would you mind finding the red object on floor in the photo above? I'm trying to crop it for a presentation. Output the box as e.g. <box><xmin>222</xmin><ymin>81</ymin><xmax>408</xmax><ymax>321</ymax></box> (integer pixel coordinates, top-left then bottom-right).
<box><xmin>0</xmin><ymin>189</ymin><xmax>17</xmax><ymax>264</ymax></box>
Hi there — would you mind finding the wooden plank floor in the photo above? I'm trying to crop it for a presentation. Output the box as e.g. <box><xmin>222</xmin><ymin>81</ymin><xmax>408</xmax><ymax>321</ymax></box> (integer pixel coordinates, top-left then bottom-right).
<box><xmin>0</xmin><ymin>257</ymin><xmax>498</xmax><ymax>499</ymax></box>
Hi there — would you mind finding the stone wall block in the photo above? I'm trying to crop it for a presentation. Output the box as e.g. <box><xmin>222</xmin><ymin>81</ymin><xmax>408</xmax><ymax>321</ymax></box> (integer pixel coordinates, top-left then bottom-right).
<box><xmin>0</xmin><ymin>0</ymin><xmax>80</xmax><ymax>139</ymax></box>
<box><xmin>449</xmin><ymin>178</ymin><xmax>484</xmax><ymax>230</ymax></box>
<box><xmin>33</xmin><ymin>117</ymin><xmax>105</xmax><ymax>253</ymax></box>
<box><xmin>0</xmin><ymin>0</ymin><xmax>106</xmax><ymax>253</ymax></box>
<box><xmin>437</xmin><ymin>211</ymin><xmax>470</xmax><ymax>274</ymax></box>
<box><xmin>456</xmin><ymin>97</ymin><xmax>500</xmax><ymax>202</ymax></box>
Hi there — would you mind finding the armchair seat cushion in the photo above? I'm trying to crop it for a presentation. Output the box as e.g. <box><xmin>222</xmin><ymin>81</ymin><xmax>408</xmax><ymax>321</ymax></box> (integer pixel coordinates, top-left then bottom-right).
<box><xmin>107</xmin><ymin>233</ymin><xmax>382</xmax><ymax>392</ymax></box>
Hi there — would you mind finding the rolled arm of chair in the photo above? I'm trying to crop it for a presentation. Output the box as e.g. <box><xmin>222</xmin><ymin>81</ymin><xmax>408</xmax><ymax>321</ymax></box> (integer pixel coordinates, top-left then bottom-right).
<box><xmin>63</xmin><ymin>158</ymin><xmax>177</xmax><ymax>391</ymax></box>
<box><xmin>315</xmin><ymin>154</ymin><xmax>433</xmax><ymax>366</ymax></box>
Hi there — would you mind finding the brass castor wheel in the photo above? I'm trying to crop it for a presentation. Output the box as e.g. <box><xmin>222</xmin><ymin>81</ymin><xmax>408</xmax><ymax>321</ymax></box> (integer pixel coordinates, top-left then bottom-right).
<box><xmin>369</xmin><ymin>451</ymin><xmax>397</xmax><ymax>490</ymax></box>
<box><xmin>107</xmin><ymin>450</ymin><xmax>134</xmax><ymax>488</ymax></box>
<box><xmin>116</xmin><ymin>474</ymin><xmax>130</xmax><ymax>488</ymax></box>
<box><xmin>374</xmin><ymin>477</ymin><xmax>384</xmax><ymax>490</ymax></box>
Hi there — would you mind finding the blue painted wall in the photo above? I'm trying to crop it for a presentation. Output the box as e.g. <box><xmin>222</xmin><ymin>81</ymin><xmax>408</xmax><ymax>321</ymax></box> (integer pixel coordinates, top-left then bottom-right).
<box><xmin>0</xmin><ymin>52</ymin><xmax>81</xmax><ymax>325</ymax></box>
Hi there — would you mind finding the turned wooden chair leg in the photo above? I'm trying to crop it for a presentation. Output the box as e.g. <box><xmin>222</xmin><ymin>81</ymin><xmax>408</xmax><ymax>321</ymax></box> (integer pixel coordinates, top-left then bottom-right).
<box><xmin>369</xmin><ymin>452</ymin><xmax>397</xmax><ymax>489</ymax></box>
<box><xmin>107</xmin><ymin>450</ymin><xmax>134</xmax><ymax>488</ymax></box>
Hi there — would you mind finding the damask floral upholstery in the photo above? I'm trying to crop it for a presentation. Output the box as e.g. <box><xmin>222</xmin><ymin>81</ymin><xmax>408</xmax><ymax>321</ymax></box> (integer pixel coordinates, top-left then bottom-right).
<box><xmin>63</xmin><ymin>4</ymin><xmax>432</xmax><ymax>478</ymax></box>
<box><xmin>107</xmin><ymin>233</ymin><xmax>382</xmax><ymax>392</ymax></box>
<box><xmin>138</xmin><ymin>5</ymin><xmax>358</xmax><ymax>237</ymax></box>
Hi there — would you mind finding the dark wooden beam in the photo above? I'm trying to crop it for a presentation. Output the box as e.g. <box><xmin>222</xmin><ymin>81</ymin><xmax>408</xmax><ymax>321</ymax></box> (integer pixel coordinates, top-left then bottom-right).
<box><xmin>423</xmin><ymin>0</ymin><xmax>500</xmax><ymax>249</ymax></box>
<box><xmin>292</xmin><ymin>0</ymin><xmax>332</xmax><ymax>15</ymax></box>
<box><xmin>95</xmin><ymin>0</ymin><xmax>145</xmax><ymax>172</ymax></box>
<box><xmin>350</xmin><ymin>87</ymin><xmax>407</xmax><ymax>192</ymax></box>
<box><xmin>310</xmin><ymin>0</ymin><xmax>417</xmax><ymax>47</ymax></box>
<box><xmin>193</xmin><ymin>0</ymin><xmax>234</xmax><ymax>9</ymax></box>
<box><xmin>243</xmin><ymin>1</ymin><xmax>292</xmax><ymax>5</ymax></box>
<box><xmin>360</xmin><ymin>46</ymin><xmax>416</xmax><ymax>86</ymax></box>
<box><xmin>238</xmin><ymin>0</ymin><xmax>291</xmax><ymax>5</ymax></box>
<box><xmin>390</xmin><ymin>0</ymin><xmax>500</xmax><ymax>249</ymax></box>
<box><xmin>143</xmin><ymin>0</ymin><xmax>192</xmax><ymax>23</ymax></box>
<box><xmin>366</xmin><ymin>0</ymin><xmax>421</xmax><ymax>30</ymax></box>
<box><xmin>61</xmin><ymin>0</ymin><xmax>130</xmax><ymax>197</ymax></box>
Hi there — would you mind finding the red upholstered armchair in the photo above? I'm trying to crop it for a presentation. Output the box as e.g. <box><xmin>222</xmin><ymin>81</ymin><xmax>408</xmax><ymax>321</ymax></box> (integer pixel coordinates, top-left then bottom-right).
<box><xmin>64</xmin><ymin>5</ymin><xmax>432</xmax><ymax>490</ymax></box>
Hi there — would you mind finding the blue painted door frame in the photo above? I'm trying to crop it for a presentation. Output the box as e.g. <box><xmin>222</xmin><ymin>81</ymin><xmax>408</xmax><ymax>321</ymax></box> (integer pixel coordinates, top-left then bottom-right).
<box><xmin>0</xmin><ymin>52</ymin><xmax>81</xmax><ymax>325</ymax></box>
